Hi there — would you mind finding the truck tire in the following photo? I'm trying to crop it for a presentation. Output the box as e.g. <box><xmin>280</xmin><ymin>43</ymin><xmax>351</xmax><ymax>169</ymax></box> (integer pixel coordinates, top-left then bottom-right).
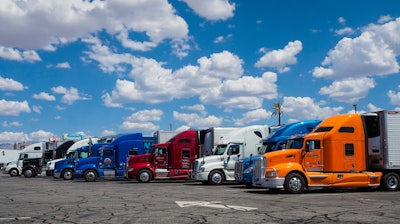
<box><xmin>84</xmin><ymin>170</ymin><xmax>98</xmax><ymax>182</ymax></box>
<box><xmin>137</xmin><ymin>169</ymin><xmax>152</xmax><ymax>183</ymax></box>
<box><xmin>23</xmin><ymin>168</ymin><xmax>36</xmax><ymax>178</ymax></box>
<box><xmin>62</xmin><ymin>169</ymin><xmax>74</xmax><ymax>180</ymax></box>
<box><xmin>381</xmin><ymin>172</ymin><xmax>400</xmax><ymax>191</ymax></box>
<box><xmin>9</xmin><ymin>168</ymin><xmax>19</xmax><ymax>177</ymax></box>
<box><xmin>284</xmin><ymin>172</ymin><xmax>305</xmax><ymax>194</ymax></box>
<box><xmin>208</xmin><ymin>170</ymin><xmax>224</xmax><ymax>185</ymax></box>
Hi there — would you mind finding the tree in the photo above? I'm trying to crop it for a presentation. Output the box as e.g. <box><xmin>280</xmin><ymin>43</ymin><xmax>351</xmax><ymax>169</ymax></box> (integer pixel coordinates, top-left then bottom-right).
<box><xmin>271</xmin><ymin>102</ymin><xmax>283</xmax><ymax>126</ymax></box>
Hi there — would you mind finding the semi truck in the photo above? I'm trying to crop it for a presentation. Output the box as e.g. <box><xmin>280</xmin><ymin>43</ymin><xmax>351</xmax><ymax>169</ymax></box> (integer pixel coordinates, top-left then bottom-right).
<box><xmin>74</xmin><ymin>133</ymin><xmax>158</xmax><ymax>182</ymax></box>
<box><xmin>190</xmin><ymin>125</ymin><xmax>270</xmax><ymax>185</ymax></box>
<box><xmin>45</xmin><ymin>138</ymin><xmax>106</xmax><ymax>176</ymax></box>
<box><xmin>234</xmin><ymin>120</ymin><xmax>321</xmax><ymax>187</ymax></box>
<box><xmin>252</xmin><ymin>110</ymin><xmax>400</xmax><ymax>193</ymax></box>
<box><xmin>125</xmin><ymin>127</ymin><xmax>238</xmax><ymax>183</ymax></box>
<box><xmin>2</xmin><ymin>141</ymin><xmax>57</xmax><ymax>177</ymax></box>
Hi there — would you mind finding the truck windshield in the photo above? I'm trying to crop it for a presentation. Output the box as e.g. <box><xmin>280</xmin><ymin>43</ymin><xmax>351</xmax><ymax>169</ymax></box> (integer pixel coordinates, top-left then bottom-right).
<box><xmin>258</xmin><ymin>142</ymin><xmax>276</xmax><ymax>154</ymax></box>
<box><xmin>286</xmin><ymin>138</ymin><xmax>304</xmax><ymax>149</ymax></box>
<box><xmin>66</xmin><ymin>152</ymin><xmax>75</xmax><ymax>158</ymax></box>
<box><xmin>214</xmin><ymin>144</ymin><xmax>227</xmax><ymax>155</ymax></box>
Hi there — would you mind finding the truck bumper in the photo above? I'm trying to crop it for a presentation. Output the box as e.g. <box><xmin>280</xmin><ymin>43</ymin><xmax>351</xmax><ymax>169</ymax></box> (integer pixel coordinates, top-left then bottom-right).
<box><xmin>54</xmin><ymin>171</ymin><xmax>61</xmax><ymax>178</ymax></box>
<box><xmin>253</xmin><ymin>177</ymin><xmax>285</xmax><ymax>189</ymax></box>
<box><xmin>46</xmin><ymin>170</ymin><xmax>54</xmax><ymax>176</ymax></box>
<box><xmin>192</xmin><ymin>171</ymin><xmax>209</xmax><ymax>182</ymax></box>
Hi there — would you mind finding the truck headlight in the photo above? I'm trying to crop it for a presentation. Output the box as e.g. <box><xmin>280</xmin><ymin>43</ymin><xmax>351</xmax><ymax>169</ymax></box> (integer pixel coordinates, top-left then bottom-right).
<box><xmin>265</xmin><ymin>168</ymin><xmax>278</xmax><ymax>177</ymax></box>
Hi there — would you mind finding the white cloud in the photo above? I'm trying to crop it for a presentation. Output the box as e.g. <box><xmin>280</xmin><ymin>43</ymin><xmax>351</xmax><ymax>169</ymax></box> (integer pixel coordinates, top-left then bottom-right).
<box><xmin>0</xmin><ymin>76</ymin><xmax>26</xmax><ymax>91</ymax></box>
<box><xmin>0</xmin><ymin>99</ymin><xmax>31</xmax><ymax>116</ymax></box>
<box><xmin>119</xmin><ymin>109</ymin><xmax>163</xmax><ymax>132</ymax></box>
<box><xmin>312</xmin><ymin>18</ymin><xmax>400</xmax><ymax>80</ymax></box>
<box><xmin>32</xmin><ymin>105</ymin><xmax>42</xmax><ymax>114</ymax></box>
<box><xmin>51</xmin><ymin>86</ymin><xmax>91</xmax><ymax>105</ymax></box>
<box><xmin>388</xmin><ymin>85</ymin><xmax>400</xmax><ymax>105</ymax></box>
<box><xmin>32</xmin><ymin>92</ymin><xmax>56</xmax><ymax>101</ymax></box>
<box><xmin>2</xmin><ymin>121</ymin><xmax>22</xmax><ymax>127</ymax></box>
<box><xmin>335</xmin><ymin>27</ymin><xmax>355</xmax><ymax>36</ymax></box>
<box><xmin>173</xmin><ymin>111</ymin><xmax>222</xmax><ymax>129</ymax></box>
<box><xmin>102</xmin><ymin>129</ymin><xmax>117</xmax><ymax>136</ymax></box>
<box><xmin>0</xmin><ymin>0</ymin><xmax>189</xmax><ymax>57</ymax></box>
<box><xmin>199</xmin><ymin>71</ymin><xmax>278</xmax><ymax>109</ymax></box>
<box><xmin>55</xmin><ymin>62</ymin><xmax>71</xmax><ymax>69</ymax></box>
<box><xmin>29</xmin><ymin>130</ymin><xmax>56</xmax><ymax>142</ymax></box>
<box><xmin>233</xmin><ymin>109</ymin><xmax>271</xmax><ymax>126</ymax></box>
<box><xmin>319</xmin><ymin>77</ymin><xmax>376</xmax><ymax>103</ymax></box>
<box><xmin>255</xmin><ymin>40</ymin><xmax>303</xmax><ymax>73</ymax></box>
<box><xmin>0</xmin><ymin>46</ymin><xmax>41</xmax><ymax>62</ymax></box>
<box><xmin>282</xmin><ymin>96</ymin><xmax>344</xmax><ymax>121</ymax></box>
<box><xmin>181</xmin><ymin>0</ymin><xmax>235</xmax><ymax>21</ymax></box>
<box><xmin>101</xmin><ymin>51</ymin><xmax>267</xmax><ymax>110</ymax></box>
<box><xmin>0</xmin><ymin>131</ymin><xmax>30</xmax><ymax>143</ymax></box>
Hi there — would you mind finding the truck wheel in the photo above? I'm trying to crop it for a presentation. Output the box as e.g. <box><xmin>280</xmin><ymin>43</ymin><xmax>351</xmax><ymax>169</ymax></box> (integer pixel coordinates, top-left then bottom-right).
<box><xmin>208</xmin><ymin>170</ymin><xmax>224</xmax><ymax>185</ymax></box>
<box><xmin>9</xmin><ymin>168</ymin><xmax>19</xmax><ymax>177</ymax></box>
<box><xmin>84</xmin><ymin>170</ymin><xmax>98</xmax><ymax>182</ymax></box>
<box><xmin>23</xmin><ymin>168</ymin><xmax>36</xmax><ymax>178</ymax></box>
<box><xmin>137</xmin><ymin>170</ymin><xmax>152</xmax><ymax>183</ymax></box>
<box><xmin>62</xmin><ymin>169</ymin><xmax>74</xmax><ymax>180</ymax></box>
<box><xmin>284</xmin><ymin>172</ymin><xmax>305</xmax><ymax>194</ymax></box>
<box><xmin>381</xmin><ymin>172</ymin><xmax>400</xmax><ymax>191</ymax></box>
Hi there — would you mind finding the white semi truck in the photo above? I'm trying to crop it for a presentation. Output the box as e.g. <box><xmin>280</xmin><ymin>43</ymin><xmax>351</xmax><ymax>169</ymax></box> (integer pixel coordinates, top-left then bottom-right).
<box><xmin>190</xmin><ymin>125</ymin><xmax>270</xmax><ymax>185</ymax></box>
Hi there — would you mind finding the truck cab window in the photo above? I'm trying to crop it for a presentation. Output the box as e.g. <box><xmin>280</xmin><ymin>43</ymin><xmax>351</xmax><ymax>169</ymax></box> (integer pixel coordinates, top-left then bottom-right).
<box><xmin>182</xmin><ymin>149</ymin><xmax>190</xmax><ymax>159</ymax></box>
<box><xmin>345</xmin><ymin>144</ymin><xmax>354</xmax><ymax>156</ymax></box>
<box><xmin>128</xmin><ymin>150</ymin><xmax>138</xmax><ymax>156</ymax></box>
<box><xmin>214</xmin><ymin>145</ymin><xmax>227</xmax><ymax>155</ymax></box>
<box><xmin>339</xmin><ymin>127</ymin><xmax>354</xmax><ymax>133</ymax></box>
<box><xmin>228</xmin><ymin>145</ymin><xmax>240</xmax><ymax>155</ymax></box>
<box><xmin>79</xmin><ymin>152</ymin><xmax>89</xmax><ymax>159</ymax></box>
<box><xmin>314</xmin><ymin>127</ymin><xmax>333</xmax><ymax>133</ymax></box>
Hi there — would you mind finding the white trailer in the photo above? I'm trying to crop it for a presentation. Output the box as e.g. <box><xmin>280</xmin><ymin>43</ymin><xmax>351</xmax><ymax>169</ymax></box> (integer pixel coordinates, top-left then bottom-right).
<box><xmin>152</xmin><ymin>130</ymin><xmax>180</xmax><ymax>144</ymax></box>
<box><xmin>198</xmin><ymin>127</ymin><xmax>240</xmax><ymax>157</ymax></box>
<box><xmin>190</xmin><ymin>125</ymin><xmax>270</xmax><ymax>185</ymax></box>
<box><xmin>0</xmin><ymin>149</ymin><xmax>21</xmax><ymax>169</ymax></box>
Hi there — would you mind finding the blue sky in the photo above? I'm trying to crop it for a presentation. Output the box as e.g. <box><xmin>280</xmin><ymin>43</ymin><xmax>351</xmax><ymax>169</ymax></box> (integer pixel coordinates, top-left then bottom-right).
<box><xmin>1</xmin><ymin>0</ymin><xmax>400</xmax><ymax>144</ymax></box>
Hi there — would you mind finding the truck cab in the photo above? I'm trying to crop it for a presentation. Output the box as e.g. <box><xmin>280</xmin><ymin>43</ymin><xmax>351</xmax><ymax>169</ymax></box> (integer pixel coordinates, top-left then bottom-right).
<box><xmin>75</xmin><ymin>133</ymin><xmax>157</xmax><ymax>182</ymax></box>
<box><xmin>252</xmin><ymin>112</ymin><xmax>400</xmax><ymax>193</ymax></box>
<box><xmin>190</xmin><ymin>125</ymin><xmax>270</xmax><ymax>185</ymax></box>
<box><xmin>125</xmin><ymin>129</ymin><xmax>199</xmax><ymax>182</ymax></box>
<box><xmin>235</xmin><ymin>120</ymin><xmax>321</xmax><ymax>187</ymax></box>
<box><xmin>53</xmin><ymin>140</ymin><xmax>108</xmax><ymax>180</ymax></box>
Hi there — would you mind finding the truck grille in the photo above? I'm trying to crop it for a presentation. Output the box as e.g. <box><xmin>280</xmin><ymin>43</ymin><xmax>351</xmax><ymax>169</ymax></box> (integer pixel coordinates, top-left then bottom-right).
<box><xmin>234</xmin><ymin>160</ymin><xmax>243</xmax><ymax>181</ymax></box>
<box><xmin>191</xmin><ymin>160</ymin><xmax>199</xmax><ymax>173</ymax></box>
<box><xmin>253</xmin><ymin>156</ymin><xmax>266</xmax><ymax>179</ymax></box>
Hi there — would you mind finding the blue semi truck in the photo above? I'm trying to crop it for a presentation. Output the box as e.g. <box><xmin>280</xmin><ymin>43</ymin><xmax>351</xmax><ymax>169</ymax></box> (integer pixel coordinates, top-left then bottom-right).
<box><xmin>75</xmin><ymin>133</ymin><xmax>157</xmax><ymax>181</ymax></box>
<box><xmin>234</xmin><ymin>120</ymin><xmax>321</xmax><ymax>187</ymax></box>
<box><xmin>54</xmin><ymin>133</ymin><xmax>157</xmax><ymax>181</ymax></box>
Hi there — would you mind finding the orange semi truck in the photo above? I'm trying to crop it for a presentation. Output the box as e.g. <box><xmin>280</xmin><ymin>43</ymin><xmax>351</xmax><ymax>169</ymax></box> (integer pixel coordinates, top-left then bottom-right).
<box><xmin>252</xmin><ymin>110</ymin><xmax>400</xmax><ymax>193</ymax></box>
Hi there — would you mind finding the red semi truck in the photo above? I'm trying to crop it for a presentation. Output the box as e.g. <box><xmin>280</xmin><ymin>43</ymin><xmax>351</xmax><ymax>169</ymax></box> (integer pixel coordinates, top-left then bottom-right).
<box><xmin>125</xmin><ymin>127</ymin><xmax>238</xmax><ymax>182</ymax></box>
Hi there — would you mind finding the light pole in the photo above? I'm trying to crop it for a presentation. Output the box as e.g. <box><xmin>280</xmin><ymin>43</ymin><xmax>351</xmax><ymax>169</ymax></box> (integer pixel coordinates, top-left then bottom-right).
<box><xmin>353</xmin><ymin>104</ymin><xmax>357</xmax><ymax>114</ymax></box>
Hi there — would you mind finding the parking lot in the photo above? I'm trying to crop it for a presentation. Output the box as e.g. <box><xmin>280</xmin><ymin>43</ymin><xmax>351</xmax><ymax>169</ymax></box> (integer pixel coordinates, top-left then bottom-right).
<box><xmin>1</xmin><ymin>173</ymin><xmax>400</xmax><ymax>224</ymax></box>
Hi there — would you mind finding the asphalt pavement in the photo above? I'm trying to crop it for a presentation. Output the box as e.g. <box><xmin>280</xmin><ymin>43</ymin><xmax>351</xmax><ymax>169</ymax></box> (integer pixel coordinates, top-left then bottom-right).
<box><xmin>1</xmin><ymin>173</ymin><xmax>400</xmax><ymax>223</ymax></box>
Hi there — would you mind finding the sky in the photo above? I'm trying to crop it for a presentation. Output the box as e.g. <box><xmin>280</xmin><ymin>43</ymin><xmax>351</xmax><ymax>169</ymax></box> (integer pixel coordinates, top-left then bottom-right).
<box><xmin>1</xmin><ymin>0</ymin><xmax>400</xmax><ymax>144</ymax></box>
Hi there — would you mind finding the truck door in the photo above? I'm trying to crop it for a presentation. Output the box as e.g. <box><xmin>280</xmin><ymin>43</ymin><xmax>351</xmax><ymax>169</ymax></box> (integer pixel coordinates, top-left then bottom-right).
<box><xmin>225</xmin><ymin>144</ymin><xmax>241</xmax><ymax>172</ymax></box>
<box><xmin>154</xmin><ymin>147</ymin><xmax>167</xmax><ymax>169</ymax></box>
<box><xmin>100</xmin><ymin>149</ymin><xmax>115</xmax><ymax>169</ymax></box>
<box><xmin>304</xmin><ymin>139</ymin><xmax>323</xmax><ymax>172</ymax></box>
